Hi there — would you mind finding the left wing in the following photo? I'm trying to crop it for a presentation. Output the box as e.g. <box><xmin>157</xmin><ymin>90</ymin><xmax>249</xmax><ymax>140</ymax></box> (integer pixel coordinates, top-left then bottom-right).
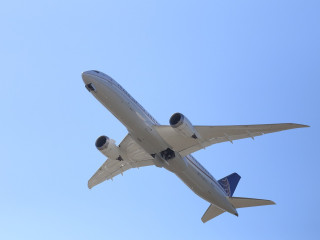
<box><xmin>155</xmin><ymin>123</ymin><xmax>309</xmax><ymax>157</ymax></box>
<box><xmin>88</xmin><ymin>134</ymin><xmax>154</xmax><ymax>189</ymax></box>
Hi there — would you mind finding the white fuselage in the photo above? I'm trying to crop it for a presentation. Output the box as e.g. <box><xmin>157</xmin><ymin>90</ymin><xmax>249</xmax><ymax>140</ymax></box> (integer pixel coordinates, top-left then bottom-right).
<box><xmin>82</xmin><ymin>70</ymin><xmax>237</xmax><ymax>215</ymax></box>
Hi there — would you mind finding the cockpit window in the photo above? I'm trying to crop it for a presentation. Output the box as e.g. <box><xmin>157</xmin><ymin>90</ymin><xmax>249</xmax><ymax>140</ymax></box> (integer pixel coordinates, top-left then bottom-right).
<box><xmin>93</xmin><ymin>70</ymin><xmax>100</xmax><ymax>73</ymax></box>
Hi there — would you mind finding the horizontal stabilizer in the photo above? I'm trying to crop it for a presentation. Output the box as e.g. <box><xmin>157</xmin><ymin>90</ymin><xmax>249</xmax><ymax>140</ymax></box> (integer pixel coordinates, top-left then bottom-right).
<box><xmin>201</xmin><ymin>197</ymin><xmax>275</xmax><ymax>223</ymax></box>
<box><xmin>201</xmin><ymin>204</ymin><xmax>225</xmax><ymax>223</ymax></box>
<box><xmin>229</xmin><ymin>197</ymin><xmax>275</xmax><ymax>208</ymax></box>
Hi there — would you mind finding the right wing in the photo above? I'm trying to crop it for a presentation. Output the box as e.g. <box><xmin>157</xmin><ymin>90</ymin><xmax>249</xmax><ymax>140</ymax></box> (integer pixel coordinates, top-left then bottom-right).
<box><xmin>88</xmin><ymin>134</ymin><xmax>154</xmax><ymax>189</ymax></box>
<box><xmin>155</xmin><ymin>123</ymin><xmax>309</xmax><ymax>157</ymax></box>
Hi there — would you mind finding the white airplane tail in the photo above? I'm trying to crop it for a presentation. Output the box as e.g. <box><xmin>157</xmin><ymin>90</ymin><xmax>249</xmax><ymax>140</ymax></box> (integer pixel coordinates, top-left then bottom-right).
<box><xmin>201</xmin><ymin>197</ymin><xmax>275</xmax><ymax>223</ymax></box>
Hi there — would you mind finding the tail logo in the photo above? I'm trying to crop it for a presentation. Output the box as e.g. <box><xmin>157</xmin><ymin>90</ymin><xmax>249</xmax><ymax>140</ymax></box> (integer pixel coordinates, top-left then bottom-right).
<box><xmin>219</xmin><ymin>177</ymin><xmax>231</xmax><ymax>196</ymax></box>
<box><xmin>218</xmin><ymin>173</ymin><xmax>241</xmax><ymax>197</ymax></box>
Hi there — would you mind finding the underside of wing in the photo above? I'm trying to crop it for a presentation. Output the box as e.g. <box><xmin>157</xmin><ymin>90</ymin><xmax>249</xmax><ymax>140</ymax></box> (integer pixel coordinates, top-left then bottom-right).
<box><xmin>155</xmin><ymin>123</ymin><xmax>309</xmax><ymax>157</ymax></box>
<box><xmin>88</xmin><ymin>159</ymin><xmax>130</xmax><ymax>189</ymax></box>
<box><xmin>88</xmin><ymin>134</ymin><xmax>154</xmax><ymax>189</ymax></box>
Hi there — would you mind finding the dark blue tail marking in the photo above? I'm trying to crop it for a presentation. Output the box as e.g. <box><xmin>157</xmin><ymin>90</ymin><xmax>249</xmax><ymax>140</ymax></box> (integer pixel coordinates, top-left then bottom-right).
<box><xmin>218</xmin><ymin>173</ymin><xmax>241</xmax><ymax>197</ymax></box>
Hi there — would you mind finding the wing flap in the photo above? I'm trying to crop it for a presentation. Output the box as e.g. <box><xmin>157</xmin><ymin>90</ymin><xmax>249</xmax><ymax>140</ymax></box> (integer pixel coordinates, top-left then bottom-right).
<box><xmin>88</xmin><ymin>159</ymin><xmax>130</xmax><ymax>189</ymax></box>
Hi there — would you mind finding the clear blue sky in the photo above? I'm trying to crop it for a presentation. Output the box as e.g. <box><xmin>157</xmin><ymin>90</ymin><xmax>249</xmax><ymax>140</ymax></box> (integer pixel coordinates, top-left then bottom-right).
<box><xmin>1</xmin><ymin>1</ymin><xmax>319</xmax><ymax>239</ymax></box>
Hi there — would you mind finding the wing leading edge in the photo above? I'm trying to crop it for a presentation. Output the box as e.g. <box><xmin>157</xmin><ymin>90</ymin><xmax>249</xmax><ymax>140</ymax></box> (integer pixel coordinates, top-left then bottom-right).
<box><xmin>155</xmin><ymin>123</ymin><xmax>309</xmax><ymax>157</ymax></box>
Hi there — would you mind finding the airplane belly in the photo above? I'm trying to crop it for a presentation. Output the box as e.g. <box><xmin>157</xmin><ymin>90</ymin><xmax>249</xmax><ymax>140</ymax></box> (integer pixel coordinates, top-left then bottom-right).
<box><xmin>174</xmin><ymin>162</ymin><xmax>212</xmax><ymax>199</ymax></box>
<box><xmin>173</xmin><ymin>159</ymin><xmax>234</xmax><ymax>212</ymax></box>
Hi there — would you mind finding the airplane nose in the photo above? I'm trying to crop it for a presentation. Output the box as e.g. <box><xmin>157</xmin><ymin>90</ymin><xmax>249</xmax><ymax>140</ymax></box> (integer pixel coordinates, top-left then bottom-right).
<box><xmin>82</xmin><ymin>71</ymin><xmax>97</xmax><ymax>92</ymax></box>
<box><xmin>82</xmin><ymin>71</ymin><xmax>91</xmax><ymax>84</ymax></box>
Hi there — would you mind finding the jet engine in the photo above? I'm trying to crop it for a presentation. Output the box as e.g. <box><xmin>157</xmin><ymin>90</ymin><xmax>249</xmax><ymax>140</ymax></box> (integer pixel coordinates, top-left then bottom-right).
<box><xmin>95</xmin><ymin>135</ymin><xmax>122</xmax><ymax>160</ymax></box>
<box><xmin>169</xmin><ymin>113</ymin><xmax>198</xmax><ymax>139</ymax></box>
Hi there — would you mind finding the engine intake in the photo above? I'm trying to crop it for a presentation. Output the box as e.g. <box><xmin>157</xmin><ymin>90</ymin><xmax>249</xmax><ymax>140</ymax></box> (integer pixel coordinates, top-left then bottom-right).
<box><xmin>95</xmin><ymin>135</ymin><xmax>122</xmax><ymax>160</ymax></box>
<box><xmin>169</xmin><ymin>113</ymin><xmax>198</xmax><ymax>139</ymax></box>
<box><xmin>95</xmin><ymin>135</ymin><xmax>108</xmax><ymax>150</ymax></box>
<box><xmin>170</xmin><ymin>113</ymin><xmax>184</xmax><ymax>127</ymax></box>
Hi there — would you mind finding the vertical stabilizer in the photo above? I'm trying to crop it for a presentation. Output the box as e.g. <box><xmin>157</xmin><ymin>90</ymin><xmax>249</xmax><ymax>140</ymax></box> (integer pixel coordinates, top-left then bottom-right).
<box><xmin>218</xmin><ymin>173</ymin><xmax>241</xmax><ymax>197</ymax></box>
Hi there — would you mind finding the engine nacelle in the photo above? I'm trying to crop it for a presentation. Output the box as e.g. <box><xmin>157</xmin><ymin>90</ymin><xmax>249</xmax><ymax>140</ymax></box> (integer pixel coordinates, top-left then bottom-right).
<box><xmin>169</xmin><ymin>113</ymin><xmax>198</xmax><ymax>139</ymax></box>
<box><xmin>95</xmin><ymin>135</ymin><xmax>122</xmax><ymax>160</ymax></box>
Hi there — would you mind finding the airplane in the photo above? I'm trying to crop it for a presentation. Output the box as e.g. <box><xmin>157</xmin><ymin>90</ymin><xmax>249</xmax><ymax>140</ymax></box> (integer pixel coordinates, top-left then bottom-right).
<box><xmin>82</xmin><ymin>70</ymin><xmax>308</xmax><ymax>223</ymax></box>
